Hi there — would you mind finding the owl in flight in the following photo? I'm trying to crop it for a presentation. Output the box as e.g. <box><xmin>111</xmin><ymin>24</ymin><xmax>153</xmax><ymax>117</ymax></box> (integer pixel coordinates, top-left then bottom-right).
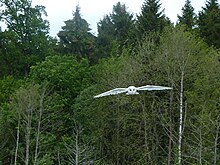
<box><xmin>94</xmin><ymin>85</ymin><xmax>172</xmax><ymax>98</ymax></box>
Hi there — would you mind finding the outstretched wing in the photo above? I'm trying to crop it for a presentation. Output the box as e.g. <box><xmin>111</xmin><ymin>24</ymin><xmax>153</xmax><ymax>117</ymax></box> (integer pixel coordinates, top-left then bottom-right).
<box><xmin>137</xmin><ymin>85</ymin><xmax>172</xmax><ymax>91</ymax></box>
<box><xmin>94</xmin><ymin>88</ymin><xmax>127</xmax><ymax>98</ymax></box>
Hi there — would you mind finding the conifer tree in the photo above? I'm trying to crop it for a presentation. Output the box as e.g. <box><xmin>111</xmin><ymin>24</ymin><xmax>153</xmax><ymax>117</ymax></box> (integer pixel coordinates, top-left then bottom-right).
<box><xmin>111</xmin><ymin>2</ymin><xmax>135</xmax><ymax>46</ymax></box>
<box><xmin>96</xmin><ymin>15</ymin><xmax>115</xmax><ymax>59</ymax></box>
<box><xmin>198</xmin><ymin>0</ymin><xmax>220</xmax><ymax>48</ymax></box>
<box><xmin>57</xmin><ymin>5</ymin><xmax>95</xmax><ymax>59</ymax></box>
<box><xmin>136</xmin><ymin>0</ymin><xmax>168</xmax><ymax>38</ymax></box>
<box><xmin>96</xmin><ymin>2</ymin><xmax>135</xmax><ymax>59</ymax></box>
<box><xmin>177</xmin><ymin>0</ymin><xmax>196</xmax><ymax>29</ymax></box>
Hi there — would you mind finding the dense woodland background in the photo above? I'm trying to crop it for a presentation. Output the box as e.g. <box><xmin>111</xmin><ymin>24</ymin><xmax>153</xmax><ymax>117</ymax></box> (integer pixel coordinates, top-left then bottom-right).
<box><xmin>0</xmin><ymin>0</ymin><xmax>220</xmax><ymax>164</ymax></box>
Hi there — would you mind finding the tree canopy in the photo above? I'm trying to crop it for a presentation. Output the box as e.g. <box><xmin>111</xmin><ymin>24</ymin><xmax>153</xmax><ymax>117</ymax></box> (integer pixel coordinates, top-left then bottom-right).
<box><xmin>136</xmin><ymin>0</ymin><xmax>168</xmax><ymax>37</ymax></box>
<box><xmin>57</xmin><ymin>5</ymin><xmax>96</xmax><ymax>60</ymax></box>
<box><xmin>197</xmin><ymin>0</ymin><xmax>220</xmax><ymax>48</ymax></box>
<box><xmin>0</xmin><ymin>0</ymin><xmax>51</xmax><ymax>76</ymax></box>
<box><xmin>96</xmin><ymin>2</ymin><xmax>135</xmax><ymax>59</ymax></box>
<box><xmin>177</xmin><ymin>0</ymin><xmax>196</xmax><ymax>29</ymax></box>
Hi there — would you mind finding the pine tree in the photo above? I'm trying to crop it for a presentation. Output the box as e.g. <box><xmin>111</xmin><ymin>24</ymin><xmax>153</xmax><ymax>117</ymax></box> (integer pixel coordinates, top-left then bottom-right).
<box><xmin>111</xmin><ymin>2</ymin><xmax>135</xmax><ymax>46</ymax></box>
<box><xmin>198</xmin><ymin>0</ymin><xmax>220</xmax><ymax>48</ymax></box>
<box><xmin>96</xmin><ymin>2</ymin><xmax>135</xmax><ymax>59</ymax></box>
<box><xmin>177</xmin><ymin>0</ymin><xmax>196</xmax><ymax>29</ymax></box>
<box><xmin>96</xmin><ymin>15</ymin><xmax>115</xmax><ymax>59</ymax></box>
<box><xmin>136</xmin><ymin>0</ymin><xmax>168</xmax><ymax>37</ymax></box>
<box><xmin>57</xmin><ymin>5</ymin><xmax>95</xmax><ymax>59</ymax></box>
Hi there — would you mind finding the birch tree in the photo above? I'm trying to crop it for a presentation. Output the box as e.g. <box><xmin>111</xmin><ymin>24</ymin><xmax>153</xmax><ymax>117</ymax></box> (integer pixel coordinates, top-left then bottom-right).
<box><xmin>13</xmin><ymin>84</ymin><xmax>49</xmax><ymax>165</ymax></box>
<box><xmin>34</xmin><ymin>84</ymin><xmax>48</xmax><ymax>165</ymax></box>
<box><xmin>63</xmin><ymin>123</ymin><xmax>93</xmax><ymax>165</ymax></box>
<box><xmin>13</xmin><ymin>85</ymin><xmax>39</xmax><ymax>165</ymax></box>
<box><xmin>155</xmin><ymin>26</ymin><xmax>206</xmax><ymax>164</ymax></box>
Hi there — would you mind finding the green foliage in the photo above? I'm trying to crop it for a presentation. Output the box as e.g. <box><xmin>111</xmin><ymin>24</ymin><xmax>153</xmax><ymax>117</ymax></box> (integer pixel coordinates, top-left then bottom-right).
<box><xmin>0</xmin><ymin>31</ymin><xmax>23</xmax><ymax>77</ymax></box>
<box><xmin>0</xmin><ymin>0</ymin><xmax>49</xmax><ymax>36</ymax></box>
<box><xmin>177</xmin><ymin>0</ymin><xmax>196</xmax><ymax>29</ymax></box>
<box><xmin>198</xmin><ymin>0</ymin><xmax>220</xmax><ymax>48</ymax></box>
<box><xmin>0</xmin><ymin>0</ymin><xmax>50</xmax><ymax>76</ymax></box>
<box><xmin>38</xmin><ymin>154</ymin><xmax>54</xmax><ymax>165</ymax></box>
<box><xmin>96</xmin><ymin>2</ymin><xmax>135</xmax><ymax>60</ymax></box>
<box><xmin>0</xmin><ymin>102</ymin><xmax>17</xmax><ymax>164</ymax></box>
<box><xmin>0</xmin><ymin>76</ymin><xmax>20</xmax><ymax>104</ymax></box>
<box><xmin>155</xmin><ymin>26</ymin><xmax>220</xmax><ymax>164</ymax></box>
<box><xmin>29</xmin><ymin>55</ymin><xmax>93</xmax><ymax>163</ymax></box>
<box><xmin>1</xmin><ymin>1</ymin><xmax>220</xmax><ymax>164</ymax></box>
<box><xmin>57</xmin><ymin>5</ymin><xmax>96</xmax><ymax>60</ymax></box>
<box><xmin>136</xmin><ymin>0</ymin><xmax>169</xmax><ymax>38</ymax></box>
<box><xmin>0</xmin><ymin>77</ymin><xmax>21</xmax><ymax>164</ymax></box>
<box><xmin>185</xmin><ymin>46</ymin><xmax>220</xmax><ymax>163</ymax></box>
<box><xmin>111</xmin><ymin>2</ymin><xmax>135</xmax><ymax>46</ymax></box>
<box><xmin>30</xmin><ymin>55</ymin><xmax>92</xmax><ymax>100</ymax></box>
<box><xmin>92</xmin><ymin>45</ymin><xmax>172</xmax><ymax>164</ymax></box>
<box><xmin>96</xmin><ymin>15</ymin><xmax>115</xmax><ymax>59</ymax></box>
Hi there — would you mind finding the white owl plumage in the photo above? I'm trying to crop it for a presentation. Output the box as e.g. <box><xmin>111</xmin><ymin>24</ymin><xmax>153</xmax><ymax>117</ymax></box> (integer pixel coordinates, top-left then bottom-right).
<box><xmin>94</xmin><ymin>85</ymin><xmax>172</xmax><ymax>98</ymax></box>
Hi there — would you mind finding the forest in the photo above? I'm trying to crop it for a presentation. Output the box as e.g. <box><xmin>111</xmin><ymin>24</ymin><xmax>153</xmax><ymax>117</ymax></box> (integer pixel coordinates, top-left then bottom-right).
<box><xmin>0</xmin><ymin>0</ymin><xmax>220</xmax><ymax>164</ymax></box>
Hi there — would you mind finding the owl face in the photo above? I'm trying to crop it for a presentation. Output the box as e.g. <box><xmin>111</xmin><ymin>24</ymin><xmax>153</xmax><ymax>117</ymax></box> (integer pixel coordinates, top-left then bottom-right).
<box><xmin>127</xmin><ymin>86</ymin><xmax>137</xmax><ymax>94</ymax></box>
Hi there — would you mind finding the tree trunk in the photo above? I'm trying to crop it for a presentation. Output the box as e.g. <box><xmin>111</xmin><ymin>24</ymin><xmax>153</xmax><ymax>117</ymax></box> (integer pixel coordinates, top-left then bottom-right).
<box><xmin>214</xmin><ymin>116</ymin><xmax>220</xmax><ymax>165</ymax></box>
<box><xmin>178</xmin><ymin>71</ymin><xmax>184</xmax><ymax>165</ymax></box>
<box><xmin>34</xmin><ymin>88</ymin><xmax>45</xmax><ymax>165</ymax></box>
<box><xmin>75</xmin><ymin>130</ymin><xmax>79</xmax><ymax>165</ymax></box>
<box><xmin>199</xmin><ymin>127</ymin><xmax>202</xmax><ymax>164</ymax></box>
<box><xmin>140</xmin><ymin>98</ymin><xmax>150</xmax><ymax>164</ymax></box>
<box><xmin>116</xmin><ymin>101</ymin><xmax>120</xmax><ymax>165</ymax></box>
<box><xmin>25</xmin><ymin>107</ymin><xmax>32</xmax><ymax>165</ymax></box>
<box><xmin>57</xmin><ymin>151</ymin><xmax>61</xmax><ymax>165</ymax></box>
<box><xmin>34</xmin><ymin>117</ymin><xmax>41</xmax><ymax>165</ymax></box>
<box><xmin>168</xmin><ymin>83</ymin><xmax>174</xmax><ymax>165</ymax></box>
<box><xmin>14</xmin><ymin>118</ymin><xmax>20</xmax><ymax>165</ymax></box>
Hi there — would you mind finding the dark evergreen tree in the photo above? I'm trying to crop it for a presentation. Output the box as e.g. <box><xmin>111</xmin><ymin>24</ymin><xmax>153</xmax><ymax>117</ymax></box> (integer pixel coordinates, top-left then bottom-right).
<box><xmin>57</xmin><ymin>5</ymin><xmax>96</xmax><ymax>60</ymax></box>
<box><xmin>198</xmin><ymin>0</ymin><xmax>220</xmax><ymax>48</ymax></box>
<box><xmin>136</xmin><ymin>0</ymin><xmax>168</xmax><ymax>38</ymax></box>
<box><xmin>95</xmin><ymin>15</ymin><xmax>115</xmax><ymax>59</ymax></box>
<box><xmin>111</xmin><ymin>2</ymin><xmax>135</xmax><ymax>46</ymax></box>
<box><xmin>177</xmin><ymin>0</ymin><xmax>196</xmax><ymax>29</ymax></box>
<box><xmin>96</xmin><ymin>2</ymin><xmax>135</xmax><ymax>59</ymax></box>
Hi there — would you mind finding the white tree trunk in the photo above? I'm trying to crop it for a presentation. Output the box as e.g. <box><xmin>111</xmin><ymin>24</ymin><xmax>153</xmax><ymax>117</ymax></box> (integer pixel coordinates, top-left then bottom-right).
<box><xmin>75</xmin><ymin>129</ymin><xmax>79</xmax><ymax>165</ymax></box>
<box><xmin>14</xmin><ymin>85</ymin><xmax>41</xmax><ymax>165</ymax></box>
<box><xmin>199</xmin><ymin>127</ymin><xmax>203</xmax><ymax>164</ymax></box>
<box><xmin>25</xmin><ymin>107</ymin><xmax>32</xmax><ymax>165</ymax></box>
<box><xmin>57</xmin><ymin>151</ymin><xmax>61</xmax><ymax>165</ymax></box>
<box><xmin>34</xmin><ymin>88</ymin><xmax>45</xmax><ymax>165</ymax></box>
<box><xmin>116</xmin><ymin>97</ymin><xmax>120</xmax><ymax>165</ymax></box>
<box><xmin>178</xmin><ymin>71</ymin><xmax>184</xmax><ymax>165</ymax></box>
<box><xmin>168</xmin><ymin>83</ymin><xmax>174</xmax><ymax>165</ymax></box>
<box><xmin>34</xmin><ymin>118</ymin><xmax>41</xmax><ymax>165</ymax></box>
<box><xmin>14</xmin><ymin>119</ymin><xmax>20</xmax><ymax>165</ymax></box>
<box><xmin>214</xmin><ymin>116</ymin><xmax>220</xmax><ymax>165</ymax></box>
